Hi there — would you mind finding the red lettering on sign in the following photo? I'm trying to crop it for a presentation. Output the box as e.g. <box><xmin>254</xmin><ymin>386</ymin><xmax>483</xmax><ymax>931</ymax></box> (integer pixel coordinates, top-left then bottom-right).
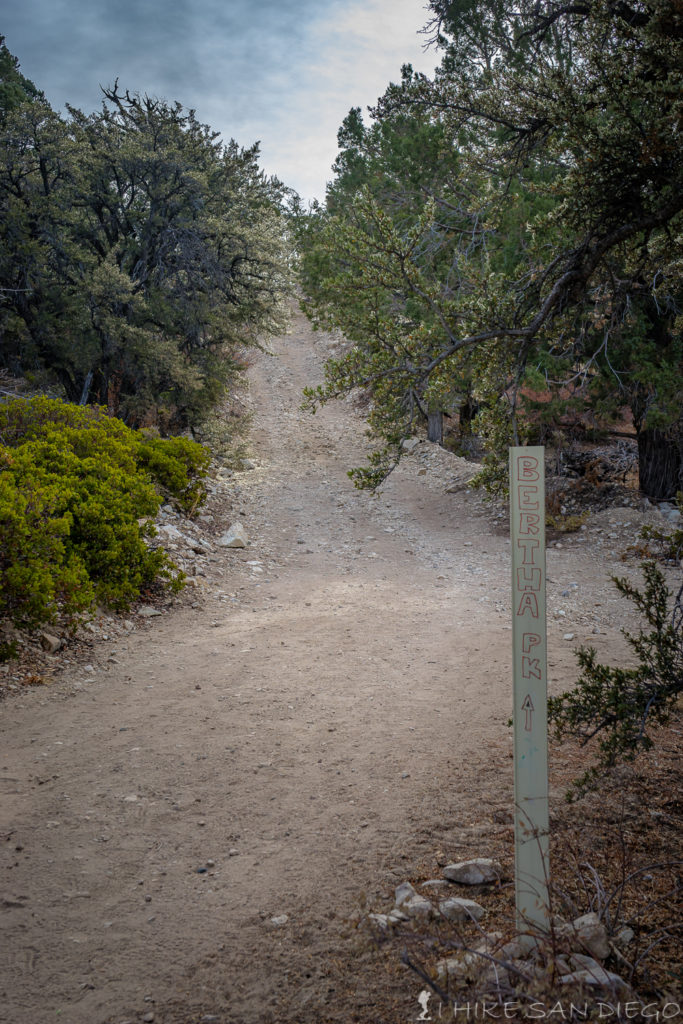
<box><xmin>522</xmin><ymin>656</ymin><xmax>542</xmax><ymax>680</ymax></box>
<box><xmin>518</xmin><ymin>484</ymin><xmax>539</xmax><ymax>509</ymax></box>
<box><xmin>519</xmin><ymin>513</ymin><xmax>540</xmax><ymax>536</ymax></box>
<box><xmin>522</xmin><ymin>632</ymin><xmax>542</xmax><ymax>654</ymax></box>
<box><xmin>517</xmin><ymin>567</ymin><xmax>542</xmax><ymax>592</ymax></box>
<box><xmin>517</xmin><ymin>456</ymin><xmax>539</xmax><ymax>481</ymax></box>
<box><xmin>517</xmin><ymin>539</ymin><xmax>540</xmax><ymax>565</ymax></box>
<box><xmin>517</xmin><ymin>592</ymin><xmax>539</xmax><ymax>618</ymax></box>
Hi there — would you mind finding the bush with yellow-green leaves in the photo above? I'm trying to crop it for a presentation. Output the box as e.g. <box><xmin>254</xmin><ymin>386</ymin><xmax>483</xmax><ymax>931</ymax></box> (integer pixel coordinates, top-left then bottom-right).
<box><xmin>0</xmin><ymin>398</ymin><xmax>209</xmax><ymax>659</ymax></box>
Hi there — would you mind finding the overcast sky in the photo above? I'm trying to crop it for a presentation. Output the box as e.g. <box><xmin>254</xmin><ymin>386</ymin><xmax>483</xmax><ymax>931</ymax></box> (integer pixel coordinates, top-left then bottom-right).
<box><xmin>2</xmin><ymin>0</ymin><xmax>439</xmax><ymax>204</ymax></box>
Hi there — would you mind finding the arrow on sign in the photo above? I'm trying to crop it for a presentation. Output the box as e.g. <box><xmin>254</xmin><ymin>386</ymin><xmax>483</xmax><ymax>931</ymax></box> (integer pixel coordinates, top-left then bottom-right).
<box><xmin>521</xmin><ymin>694</ymin><xmax>535</xmax><ymax>732</ymax></box>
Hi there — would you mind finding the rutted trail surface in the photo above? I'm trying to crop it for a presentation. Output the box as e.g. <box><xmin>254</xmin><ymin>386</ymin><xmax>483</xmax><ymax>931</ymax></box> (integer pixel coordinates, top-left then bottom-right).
<box><xmin>1</xmin><ymin>315</ymin><xmax>642</xmax><ymax>1024</ymax></box>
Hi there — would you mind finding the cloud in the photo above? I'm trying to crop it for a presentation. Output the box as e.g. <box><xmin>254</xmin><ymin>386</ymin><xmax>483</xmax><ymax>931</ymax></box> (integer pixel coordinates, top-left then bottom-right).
<box><xmin>3</xmin><ymin>0</ymin><xmax>439</xmax><ymax>201</ymax></box>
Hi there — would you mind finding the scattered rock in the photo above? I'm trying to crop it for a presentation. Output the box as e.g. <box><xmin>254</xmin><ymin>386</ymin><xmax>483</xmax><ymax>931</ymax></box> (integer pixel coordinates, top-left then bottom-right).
<box><xmin>137</xmin><ymin>606</ymin><xmax>162</xmax><ymax>618</ymax></box>
<box><xmin>616</xmin><ymin>926</ymin><xmax>635</xmax><ymax>947</ymax></box>
<box><xmin>402</xmin><ymin>894</ymin><xmax>435</xmax><ymax>919</ymax></box>
<box><xmin>568</xmin><ymin>953</ymin><xmax>602</xmax><ymax>972</ymax></box>
<box><xmin>439</xmin><ymin>896</ymin><xmax>486</xmax><ymax>922</ymax></box>
<box><xmin>401</xmin><ymin>437</ymin><xmax>420</xmax><ymax>453</ymax></box>
<box><xmin>157</xmin><ymin>524</ymin><xmax>184</xmax><ymax>542</ymax></box>
<box><xmin>39</xmin><ymin>632</ymin><xmax>62</xmax><ymax>653</ymax></box>
<box><xmin>420</xmin><ymin>879</ymin><xmax>451</xmax><ymax>892</ymax></box>
<box><xmin>394</xmin><ymin>882</ymin><xmax>417</xmax><ymax>907</ymax></box>
<box><xmin>240</xmin><ymin>458</ymin><xmax>257</xmax><ymax>471</ymax></box>
<box><xmin>436</xmin><ymin>952</ymin><xmax>482</xmax><ymax>984</ymax></box>
<box><xmin>368</xmin><ymin>913</ymin><xmax>392</xmax><ymax>930</ymax></box>
<box><xmin>269</xmin><ymin>914</ymin><xmax>289</xmax><ymax>927</ymax></box>
<box><xmin>388</xmin><ymin>908</ymin><xmax>409</xmax><ymax>923</ymax></box>
<box><xmin>217</xmin><ymin>523</ymin><xmax>248</xmax><ymax>548</ymax></box>
<box><xmin>571</xmin><ymin>911</ymin><xmax>611</xmax><ymax>959</ymax></box>
<box><xmin>560</xmin><ymin>966</ymin><xmax>630</xmax><ymax>994</ymax></box>
<box><xmin>443</xmin><ymin>858</ymin><xmax>504</xmax><ymax>885</ymax></box>
<box><xmin>498</xmin><ymin>934</ymin><xmax>538</xmax><ymax>960</ymax></box>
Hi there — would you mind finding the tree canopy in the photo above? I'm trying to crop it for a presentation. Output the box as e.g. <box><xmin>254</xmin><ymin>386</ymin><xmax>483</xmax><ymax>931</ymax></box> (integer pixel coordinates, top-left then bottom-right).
<box><xmin>295</xmin><ymin>0</ymin><xmax>683</xmax><ymax>496</ymax></box>
<box><xmin>0</xmin><ymin>50</ymin><xmax>292</xmax><ymax>430</ymax></box>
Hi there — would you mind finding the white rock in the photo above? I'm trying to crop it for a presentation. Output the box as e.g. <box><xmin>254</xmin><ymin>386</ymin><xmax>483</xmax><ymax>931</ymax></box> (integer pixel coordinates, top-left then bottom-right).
<box><xmin>421</xmin><ymin>879</ymin><xmax>451</xmax><ymax>892</ymax></box>
<box><xmin>269</xmin><ymin>914</ymin><xmax>289</xmax><ymax>927</ymax></box>
<box><xmin>137</xmin><ymin>606</ymin><xmax>162</xmax><ymax>617</ymax></box>
<box><xmin>439</xmin><ymin>896</ymin><xmax>486</xmax><ymax>922</ymax></box>
<box><xmin>443</xmin><ymin>858</ymin><xmax>504</xmax><ymax>885</ymax></box>
<box><xmin>402</xmin><ymin>894</ymin><xmax>434</xmax><ymax>919</ymax></box>
<box><xmin>394</xmin><ymin>881</ymin><xmax>417</xmax><ymax>907</ymax></box>
<box><xmin>569</xmin><ymin>953</ymin><xmax>602</xmax><ymax>971</ymax></box>
<box><xmin>157</xmin><ymin>524</ymin><xmax>184</xmax><ymax>541</ymax></box>
<box><xmin>571</xmin><ymin>911</ymin><xmax>610</xmax><ymax>959</ymax></box>
<box><xmin>388</xmin><ymin>909</ymin><xmax>409</xmax><ymax>923</ymax></box>
<box><xmin>560</xmin><ymin>967</ymin><xmax>629</xmax><ymax>993</ymax></box>
<box><xmin>401</xmin><ymin>437</ymin><xmax>420</xmax><ymax>453</ymax></box>
<box><xmin>436</xmin><ymin>953</ymin><xmax>481</xmax><ymax>984</ymax></box>
<box><xmin>39</xmin><ymin>632</ymin><xmax>62</xmax><ymax>653</ymax></box>
<box><xmin>217</xmin><ymin>523</ymin><xmax>248</xmax><ymax>548</ymax></box>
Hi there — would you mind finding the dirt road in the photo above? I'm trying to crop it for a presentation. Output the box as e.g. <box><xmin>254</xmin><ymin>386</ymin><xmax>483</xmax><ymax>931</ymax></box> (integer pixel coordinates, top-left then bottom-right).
<box><xmin>0</xmin><ymin>314</ymin><xmax>647</xmax><ymax>1024</ymax></box>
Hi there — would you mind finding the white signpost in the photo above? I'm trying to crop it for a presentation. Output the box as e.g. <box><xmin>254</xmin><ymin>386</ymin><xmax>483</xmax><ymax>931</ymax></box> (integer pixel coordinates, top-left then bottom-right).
<box><xmin>510</xmin><ymin>446</ymin><xmax>550</xmax><ymax>935</ymax></box>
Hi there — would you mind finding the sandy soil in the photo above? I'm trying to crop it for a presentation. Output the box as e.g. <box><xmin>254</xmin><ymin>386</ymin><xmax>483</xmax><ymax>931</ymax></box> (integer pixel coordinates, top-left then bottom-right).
<box><xmin>0</xmin><ymin>313</ymin><xmax>667</xmax><ymax>1024</ymax></box>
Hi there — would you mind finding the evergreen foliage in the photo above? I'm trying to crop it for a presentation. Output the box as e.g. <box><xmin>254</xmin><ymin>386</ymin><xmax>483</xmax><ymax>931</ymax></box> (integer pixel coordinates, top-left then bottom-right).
<box><xmin>0</xmin><ymin>57</ymin><xmax>292</xmax><ymax>429</ymax></box>
<box><xmin>295</xmin><ymin>0</ymin><xmax>683</xmax><ymax>495</ymax></box>
<box><xmin>548</xmin><ymin>562</ymin><xmax>683</xmax><ymax>797</ymax></box>
<box><xmin>0</xmin><ymin>397</ymin><xmax>209</xmax><ymax>655</ymax></box>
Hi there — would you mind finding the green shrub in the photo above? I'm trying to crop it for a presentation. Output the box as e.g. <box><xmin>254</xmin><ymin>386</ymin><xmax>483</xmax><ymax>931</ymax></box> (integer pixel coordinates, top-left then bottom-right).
<box><xmin>0</xmin><ymin>397</ymin><xmax>209</xmax><ymax>648</ymax></box>
<box><xmin>549</xmin><ymin>561</ymin><xmax>683</xmax><ymax>797</ymax></box>
<box><xmin>137</xmin><ymin>434</ymin><xmax>210</xmax><ymax>514</ymax></box>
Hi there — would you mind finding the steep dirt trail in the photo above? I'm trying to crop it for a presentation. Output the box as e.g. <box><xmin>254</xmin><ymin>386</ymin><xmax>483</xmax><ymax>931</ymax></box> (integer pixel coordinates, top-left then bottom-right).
<box><xmin>0</xmin><ymin>314</ymin><xmax>639</xmax><ymax>1024</ymax></box>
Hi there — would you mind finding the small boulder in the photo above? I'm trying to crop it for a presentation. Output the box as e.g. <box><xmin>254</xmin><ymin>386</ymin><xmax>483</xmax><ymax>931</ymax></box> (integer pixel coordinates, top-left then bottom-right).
<box><xmin>137</xmin><ymin>606</ymin><xmax>162</xmax><ymax>618</ymax></box>
<box><xmin>439</xmin><ymin>897</ymin><xmax>486</xmax><ymax>922</ymax></box>
<box><xmin>394</xmin><ymin>881</ymin><xmax>417</xmax><ymax>907</ymax></box>
<box><xmin>560</xmin><ymin>966</ymin><xmax>630</xmax><ymax>994</ymax></box>
<box><xmin>436</xmin><ymin>952</ymin><xmax>482</xmax><ymax>985</ymax></box>
<box><xmin>39</xmin><ymin>632</ymin><xmax>62</xmax><ymax>654</ymax></box>
<box><xmin>402</xmin><ymin>894</ymin><xmax>434</xmax><ymax>920</ymax></box>
<box><xmin>421</xmin><ymin>879</ymin><xmax>451</xmax><ymax>892</ymax></box>
<box><xmin>571</xmin><ymin>911</ymin><xmax>610</xmax><ymax>960</ymax></box>
<box><xmin>157</xmin><ymin>524</ymin><xmax>184</xmax><ymax>542</ymax></box>
<box><xmin>217</xmin><ymin>523</ymin><xmax>248</xmax><ymax>548</ymax></box>
<box><xmin>401</xmin><ymin>437</ymin><xmax>420</xmax><ymax>453</ymax></box>
<box><xmin>443</xmin><ymin>858</ymin><xmax>504</xmax><ymax>885</ymax></box>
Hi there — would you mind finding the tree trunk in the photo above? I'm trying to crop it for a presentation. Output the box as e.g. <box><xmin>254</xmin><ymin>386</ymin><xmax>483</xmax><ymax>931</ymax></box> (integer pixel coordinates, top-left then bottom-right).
<box><xmin>458</xmin><ymin>394</ymin><xmax>479</xmax><ymax>436</ymax></box>
<box><xmin>637</xmin><ymin>424</ymin><xmax>683</xmax><ymax>500</ymax></box>
<box><xmin>107</xmin><ymin>373</ymin><xmax>122</xmax><ymax>418</ymax></box>
<box><xmin>427</xmin><ymin>410</ymin><xmax>443</xmax><ymax>445</ymax></box>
